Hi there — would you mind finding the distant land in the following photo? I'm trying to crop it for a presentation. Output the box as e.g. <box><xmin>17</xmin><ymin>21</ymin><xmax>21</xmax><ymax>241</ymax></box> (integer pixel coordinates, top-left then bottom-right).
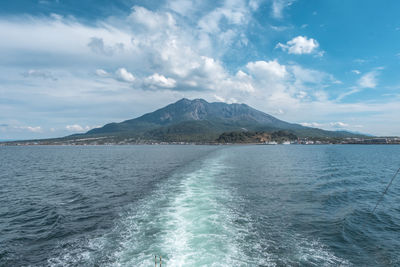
<box><xmin>1</xmin><ymin>98</ymin><xmax>399</xmax><ymax>145</ymax></box>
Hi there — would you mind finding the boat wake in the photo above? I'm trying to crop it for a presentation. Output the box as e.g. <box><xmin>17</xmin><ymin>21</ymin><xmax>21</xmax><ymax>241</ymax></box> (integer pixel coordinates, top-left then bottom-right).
<box><xmin>48</xmin><ymin>150</ymin><xmax>349</xmax><ymax>266</ymax></box>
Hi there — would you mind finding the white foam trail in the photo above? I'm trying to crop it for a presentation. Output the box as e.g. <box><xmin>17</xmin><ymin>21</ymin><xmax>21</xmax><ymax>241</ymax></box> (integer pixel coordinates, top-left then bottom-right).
<box><xmin>157</xmin><ymin>157</ymin><xmax>250</xmax><ymax>266</ymax></box>
<box><xmin>85</xmin><ymin>154</ymin><xmax>254</xmax><ymax>266</ymax></box>
<box><xmin>48</xmin><ymin>150</ymin><xmax>349</xmax><ymax>266</ymax></box>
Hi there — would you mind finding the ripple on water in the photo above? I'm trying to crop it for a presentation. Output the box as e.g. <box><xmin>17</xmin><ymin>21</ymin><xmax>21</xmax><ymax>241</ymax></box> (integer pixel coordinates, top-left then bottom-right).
<box><xmin>2</xmin><ymin>145</ymin><xmax>400</xmax><ymax>266</ymax></box>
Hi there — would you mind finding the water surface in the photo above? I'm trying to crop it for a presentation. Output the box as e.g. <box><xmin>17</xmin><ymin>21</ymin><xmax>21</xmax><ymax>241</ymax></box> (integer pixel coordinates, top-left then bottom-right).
<box><xmin>1</xmin><ymin>145</ymin><xmax>399</xmax><ymax>266</ymax></box>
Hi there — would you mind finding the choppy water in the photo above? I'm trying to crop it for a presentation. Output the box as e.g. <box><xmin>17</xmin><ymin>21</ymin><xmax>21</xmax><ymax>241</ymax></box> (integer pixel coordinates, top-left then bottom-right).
<box><xmin>1</xmin><ymin>145</ymin><xmax>400</xmax><ymax>266</ymax></box>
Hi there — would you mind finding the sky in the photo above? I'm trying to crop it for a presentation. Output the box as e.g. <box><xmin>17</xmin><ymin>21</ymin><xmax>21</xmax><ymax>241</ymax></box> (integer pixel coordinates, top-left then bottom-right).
<box><xmin>0</xmin><ymin>0</ymin><xmax>400</xmax><ymax>140</ymax></box>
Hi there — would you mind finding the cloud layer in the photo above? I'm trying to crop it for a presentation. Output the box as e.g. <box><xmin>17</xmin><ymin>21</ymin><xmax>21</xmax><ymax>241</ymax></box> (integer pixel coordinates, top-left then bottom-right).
<box><xmin>277</xmin><ymin>36</ymin><xmax>320</xmax><ymax>55</ymax></box>
<box><xmin>0</xmin><ymin>0</ymin><xmax>399</xmax><ymax>139</ymax></box>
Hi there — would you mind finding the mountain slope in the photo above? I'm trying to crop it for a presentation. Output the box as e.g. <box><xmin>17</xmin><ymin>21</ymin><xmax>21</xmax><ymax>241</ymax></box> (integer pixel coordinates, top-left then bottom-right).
<box><xmin>84</xmin><ymin>98</ymin><xmax>360</xmax><ymax>140</ymax></box>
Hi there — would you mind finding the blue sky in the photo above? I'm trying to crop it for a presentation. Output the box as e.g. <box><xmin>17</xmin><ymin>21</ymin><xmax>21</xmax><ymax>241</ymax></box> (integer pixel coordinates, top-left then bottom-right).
<box><xmin>1</xmin><ymin>0</ymin><xmax>399</xmax><ymax>139</ymax></box>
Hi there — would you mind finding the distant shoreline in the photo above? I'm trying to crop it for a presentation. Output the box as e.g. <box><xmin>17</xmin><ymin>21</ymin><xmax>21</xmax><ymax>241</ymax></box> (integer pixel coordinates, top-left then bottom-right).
<box><xmin>1</xmin><ymin>142</ymin><xmax>399</xmax><ymax>146</ymax></box>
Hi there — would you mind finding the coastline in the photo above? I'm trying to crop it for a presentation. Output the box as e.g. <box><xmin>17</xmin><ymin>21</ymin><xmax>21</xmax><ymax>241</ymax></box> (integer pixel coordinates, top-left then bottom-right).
<box><xmin>1</xmin><ymin>140</ymin><xmax>399</xmax><ymax>146</ymax></box>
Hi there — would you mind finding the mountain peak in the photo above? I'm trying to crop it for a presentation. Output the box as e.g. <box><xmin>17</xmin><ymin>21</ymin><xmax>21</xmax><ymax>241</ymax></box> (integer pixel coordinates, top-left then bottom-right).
<box><xmin>175</xmin><ymin>98</ymin><xmax>191</xmax><ymax>104</ymax></box>
<box><xmin>85</xmin><ymin>98</ymin><xmax>361</xmax><ymax>140</ymax></box>
<box><xmin>175</xmin><ymin>98</ymin><xmax>208</xmax><ymax>104</ymax></box>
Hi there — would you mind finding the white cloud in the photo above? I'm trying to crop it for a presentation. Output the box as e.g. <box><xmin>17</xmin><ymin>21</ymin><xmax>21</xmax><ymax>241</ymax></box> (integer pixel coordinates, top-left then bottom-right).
<box><xmin>246</xmin><ymin>60</ymin><xmax>287</xmax><ymax>79</ymax></box>
<box><xmin>213</xmin><ymin>94</ymin><xmax>226</xmax><ymax>102</ymax></box>
<box><xmin>212</xmin><ymin>94</ymin><xmax>238</xmax><ymax>104</ymax></box>
<box><xmin>358</xmin><ymin>71</ymin><xmax>378</xmax><ymax>88</ymax></box>
<box><xmin>128</xmin><ymin>6</ymin><xmax>175</xmax><ymax>30</ymax></box>
<box><xmin>300</xmin><ymin>121</ymin><xmax>351</xmax><ymax>129</ymax></box>
<box><xmin>330</xmin><ymin>121</ymin><xmax>349</xmax><ymax>128</ymax></box>
<box><xmin>1</xmin><ymin>4</ymin><xmax>399</xmax><ymax>138</ymax></box>
<box><xmin>277</xmin><ymin>36</ymin><xmax>319</xmax><ymax>55</ymax></box>
<box><xmin>336</xmin><ymin>88</ymin><xmax>360</xmax><ymax>101</ymax></box>
<box><xmin>1</xmin><ymin>4</ymin><xmax>253</xmax><ymax>95</ymax></box>
<box><xmin>338</xmin><ymin>69</ymin><xmax>381</xmax><ymax>100</ymax></box>
<box><xmin>231</xmin><ymin>70</ymin><xmax>255</xmax><ymax>92</ymax></box>
<box><xmin>198</xmin><ymin>0</ymin><xmax>250</xmax><ymax>34</ymax></box>
<box><xmin>115</xmin><ymin>68</ymin><xmax>135</xmax><ymax>83</ymax></box>
<box><xmin>66</xmin><ymin>124</ymin><xmax>92</xmax><ymax>132</ymax></box>
<box><xmin>271</xmin><ymin>0</ymin><xmax>295</xmax><ymax>19</ymax></box>
<box><xmin>300</xmin><ymin>122</ymin><xmax>324</xmax><ymax>128</ymax></box>
<box><xmin>25</xmin><ymin>126</ymin><xmax>43</xmax><ymax>133</ymax></box>
<box><xmin>145</xmin><ymin>73</ymin><xmax>177</xmax><ymax>89</ymax></box>
<box><xmin>95</xmin><ymin>69</ymin><xmax>109</xmax><ymax>77</ymax></box>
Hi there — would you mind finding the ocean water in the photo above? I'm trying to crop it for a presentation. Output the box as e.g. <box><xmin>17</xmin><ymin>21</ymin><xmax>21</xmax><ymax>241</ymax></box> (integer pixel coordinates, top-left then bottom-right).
<box><xmin>1</xmin><ymin>145</ymin><xmax>400</xmax><ymax>266</ymax></box>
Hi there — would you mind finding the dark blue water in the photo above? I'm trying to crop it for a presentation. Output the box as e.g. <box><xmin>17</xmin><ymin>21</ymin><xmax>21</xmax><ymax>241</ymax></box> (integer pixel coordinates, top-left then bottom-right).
<box><xmin>1</xmin><ymin>145</ymin><xmax>399</xmax><ymax>266</ymax></box>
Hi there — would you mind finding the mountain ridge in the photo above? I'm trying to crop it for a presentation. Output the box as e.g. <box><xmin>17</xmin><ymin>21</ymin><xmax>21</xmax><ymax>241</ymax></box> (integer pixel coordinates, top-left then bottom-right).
<box><xmin>83</xmin><ymin>98</ymin><xmax>362</xmax><ymax>141</ymax></box>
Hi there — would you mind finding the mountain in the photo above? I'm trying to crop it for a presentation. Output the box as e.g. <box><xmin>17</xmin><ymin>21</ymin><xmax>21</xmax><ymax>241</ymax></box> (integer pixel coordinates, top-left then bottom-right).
<box><xmin>80</xmin><ymin>98</ymin><xmax>361</xmax><ymax>142</ymax></box>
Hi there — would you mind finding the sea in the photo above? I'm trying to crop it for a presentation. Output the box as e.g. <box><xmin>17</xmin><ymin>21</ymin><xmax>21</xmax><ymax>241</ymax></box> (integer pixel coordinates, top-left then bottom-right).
<box><xmin>1</xmin><ymin>145</ymin><xmax>399</xmax><ymax>266</ymax></box>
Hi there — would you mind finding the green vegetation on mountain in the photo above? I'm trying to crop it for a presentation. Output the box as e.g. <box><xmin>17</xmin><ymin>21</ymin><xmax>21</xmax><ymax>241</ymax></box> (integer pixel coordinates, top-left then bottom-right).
<box><xmin>217</xmin><ymin>130</ymin><xmax>298</xmax><ymax>143</ymax></box>
<box><xmin>81</xmin><ymin>98</ymin><xmax>363</xmax><ymax>142</ymax></box>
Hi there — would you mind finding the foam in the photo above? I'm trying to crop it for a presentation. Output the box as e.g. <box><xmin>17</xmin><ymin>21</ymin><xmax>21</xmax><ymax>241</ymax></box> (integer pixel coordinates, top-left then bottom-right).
<box><xmin>47</xmin><ymin>150</ymin><xmax>350</xmax><ymax>266</ymax></box>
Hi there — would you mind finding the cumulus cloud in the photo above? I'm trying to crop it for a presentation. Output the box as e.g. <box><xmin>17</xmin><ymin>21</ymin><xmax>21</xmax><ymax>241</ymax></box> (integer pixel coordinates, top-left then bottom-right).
<box><xmin>330</xmin><ymin>121</ymin><xmax>349</xmax><ymax>128</ymax></box>
<box><xmin>96</xmin><ymin>67</ymin><xmax>137</xmax><ymax>84</ymax></box>
<box><xmin>66</xmin><ymin>124</ymin><xmax>92</xmax><ymax>132</ymax></box>
<box><xmin>144</xmin><ymin>73</ymin><xmax>176</xmax><ymax>89</ymax></box>
<box><xmin>95</xmin><ymin>69</ymin><xmax>109</xmax><ymax>77</ymax></box>
<box><xmin>1</xmin><ymin>2</ymin><xmax>400</xmax><ymax>138</ymax></box>
<box><xmin>213</xmin><ymin>94</ymin><xmax>238</xmax><ymax>104</ymax></box>
<box><xmin>300</xmin><ymin>121</ymin><xmax>352</xmax><ymax>130</ymax></box>
<box><xmin>300</xmin><ymin>122</ymin><xmax>324</xmax><ymax>128</ymax></box>
<box><xmin>0</xmin><ymin>3</ymin><xmax>360</xmax><ymax>135</ymax></box>
<box><xmin>246</xmin><ymin>60</ymin><xmax>287</xmax><ymax>79</ymax></box>
<box><xmin>230</xmin><ymin>70</ymin><xmax>255</xmax><ymax>93</ymax></box>
<box><xmin>358</xmin><ymin>71</ymin><xmax>378</xmax><ymax>88</ymax></box>
<box><xmin>277</xmin><ymin>36</ymin><xmax>319</xmax><ymax>55</ymax></box>
<box><xmin>3</xmin><ymin>4</ymin><xmax>255</xmax><ymax>95</ymax></box>
<box><xmin>129</xmin><ymin>6</ymin><xmax>175</xmax><ymax>30</ymax></box>
<box><xmin>115</xmin><ymin>68</ymin><xmax>135</xmax><ymax>83</ymax></box>
<box><xmin>25</xmin><ymin>126</ymin><xmax>43</xmax><ymax>133</ymax></box>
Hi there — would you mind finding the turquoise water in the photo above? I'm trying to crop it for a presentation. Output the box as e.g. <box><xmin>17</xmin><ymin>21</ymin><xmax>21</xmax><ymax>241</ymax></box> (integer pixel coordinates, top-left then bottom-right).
<box><xmin>1</xmin><ymin>145</ymin><xmax>400</xmax><ymax>266</ymax></box>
